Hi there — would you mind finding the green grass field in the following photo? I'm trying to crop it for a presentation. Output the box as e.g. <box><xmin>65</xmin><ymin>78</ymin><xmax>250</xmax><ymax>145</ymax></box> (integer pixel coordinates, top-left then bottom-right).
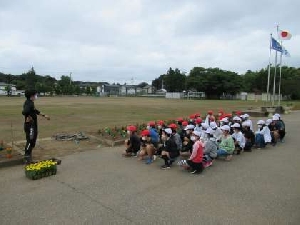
<box><xmin>0</xmin><ymin>96</ymin><xmax>296</xmax><ymax>142</ymax></box>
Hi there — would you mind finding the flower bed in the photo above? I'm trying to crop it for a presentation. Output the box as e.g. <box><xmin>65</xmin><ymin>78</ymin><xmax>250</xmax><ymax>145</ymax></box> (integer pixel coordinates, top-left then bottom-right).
<box><xmin>98</xmin><ymin>124</ymin><xmax>148</xmax><ymax>140</ymax></box>
<box><xmin>25</xmin><ymin>159</ymin><xmax>58</xmax><ymax>180</ymax></box>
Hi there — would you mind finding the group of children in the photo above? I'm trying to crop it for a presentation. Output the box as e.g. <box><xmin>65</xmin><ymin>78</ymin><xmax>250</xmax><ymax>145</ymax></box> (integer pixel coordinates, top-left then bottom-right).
<box><xmin>122</xmin><ymin>110</ymin><xmax>286</xmax><ymax>174</ymax></box>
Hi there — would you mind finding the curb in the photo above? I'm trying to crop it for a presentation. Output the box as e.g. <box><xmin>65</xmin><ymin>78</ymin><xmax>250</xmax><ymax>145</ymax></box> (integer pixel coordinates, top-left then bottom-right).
<box><xmin>0</xmin><ymin>157</ymin><xmax>24</xmax><ymax>168</ymax></box>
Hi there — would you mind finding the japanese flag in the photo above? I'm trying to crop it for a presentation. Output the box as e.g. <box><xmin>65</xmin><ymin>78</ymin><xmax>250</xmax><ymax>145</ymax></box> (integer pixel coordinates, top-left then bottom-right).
<box><xmin>278</xmin><ymin>30</ymin><xmax>292</xmax><ymax>40</ymax></box>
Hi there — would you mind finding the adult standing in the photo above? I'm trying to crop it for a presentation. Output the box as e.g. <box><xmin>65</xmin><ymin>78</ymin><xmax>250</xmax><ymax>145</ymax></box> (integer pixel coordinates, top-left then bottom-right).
<box><xmin>22</xmin><ymin>90</ymin><xmax>50</xmax><ymax>163</ymax></box>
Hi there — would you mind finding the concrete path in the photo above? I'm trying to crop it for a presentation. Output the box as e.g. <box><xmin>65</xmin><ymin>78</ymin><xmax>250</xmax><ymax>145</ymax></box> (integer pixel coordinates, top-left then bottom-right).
<box><xmin>0</xmin><ymin>112</ymin><xmax>300</xmax><ymax>225</ymax></box>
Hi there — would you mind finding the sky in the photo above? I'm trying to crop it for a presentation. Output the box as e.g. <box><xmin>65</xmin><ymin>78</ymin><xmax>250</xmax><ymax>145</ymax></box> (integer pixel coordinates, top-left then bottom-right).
<box><xmin>0</xmin><ymin>0</ymin><xmax>299</xmax><ymax>84</ymax></box>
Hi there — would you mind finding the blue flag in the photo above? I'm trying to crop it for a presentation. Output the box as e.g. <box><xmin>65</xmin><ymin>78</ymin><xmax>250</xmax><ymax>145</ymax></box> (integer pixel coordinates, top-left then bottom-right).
<box><xmin>271</xmin><ymin>37</ymin><xmax>282</xmax><ymax>52</ymax></box>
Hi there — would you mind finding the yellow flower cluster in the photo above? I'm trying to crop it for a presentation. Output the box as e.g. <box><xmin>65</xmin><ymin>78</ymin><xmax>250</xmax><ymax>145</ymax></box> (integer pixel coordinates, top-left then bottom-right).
<box><xmin>25</xmin><ymin>160</ymin><xmax>57</xmax><ymax>171</ymax></box>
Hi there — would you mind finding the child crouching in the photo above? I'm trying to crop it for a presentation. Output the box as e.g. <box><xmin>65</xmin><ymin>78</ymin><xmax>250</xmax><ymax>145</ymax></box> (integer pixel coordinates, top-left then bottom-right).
<box><xmin>186</xmin><ymin>131</ymin><xmax>204</xmax><ymax>174</ymax></box>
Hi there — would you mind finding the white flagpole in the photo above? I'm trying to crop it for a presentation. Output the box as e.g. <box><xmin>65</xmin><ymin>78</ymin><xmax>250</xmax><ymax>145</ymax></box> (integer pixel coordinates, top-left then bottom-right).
<box><xmin>272</xmin><ymin>51</ymin><xmax>278</xmax><ymax>106</ymax></box>
<box><xmin>267</xmin><ymin>34</ymin><xmax>272</xmax><ymax>103</ymax></box>
<box><xmin>278</xmin><ymin>42</ymin><xmax>283</xmax><ymax>106</ymax></box>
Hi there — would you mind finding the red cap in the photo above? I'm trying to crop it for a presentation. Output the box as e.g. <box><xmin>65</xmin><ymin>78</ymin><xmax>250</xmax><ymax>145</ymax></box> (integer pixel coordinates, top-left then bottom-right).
<box><xmin>141</xmin><ymin>130</ymin><xmax>150</xmax><ymax>136</ymax></box>
<box><xmin>157</xmin><ymin>120</ymin><xmax>164</xmax><ymax>126</ymax></box>
<box><xmin>195</xmin><ymin>118</ymin><xmax>202</xmax><ymax>124</ymax></box>
<box><xmin>168</xmin><ymin>123</ymin><xmax>177</xmax><ymax>129</ymax></box>
<box><xmin>182</xmin><ymin>121</ymin><xmax>188</xmax><ymax>126</ymax></box>
<box><xmin>219</xmin><ymin>109</ymin><xmax>224</xmax><ymax>113</ymax></box>
<box><xmin>126</xmin><ymin>125</ymin><xmax>137</xmax><ymax>132</ymax></box>
<box><xmin>189</xmin><ymin>114</ymin><xmax>196</xmax><ymax>119</ymax></box>
<box><xmin>148</xmin><ymin>121</ymin><xmax>156</xmax><ymax>126</ymax></box>
<box><xmin>195</xmin><ymin>113</ymin><xmax>201</xmax><ymax>117</ymax></box>
<box><xmin>226</xmin><ymin>114</ymin><xmax>232</xmax><ymax>118</ymax></box>
<box><xmin>208</xmin><ymin>110</ymin><xmax>213</xmax><ymax>115</ymax></box>
<box><xmin>236</xmin><ymin>111</ymin><xmax>242</xmax><ymax>116</ymax></box>
<box><xmin>176</xmin><ymin>117</ymin><xmax>184</xmax><ymax>122</ymax></box>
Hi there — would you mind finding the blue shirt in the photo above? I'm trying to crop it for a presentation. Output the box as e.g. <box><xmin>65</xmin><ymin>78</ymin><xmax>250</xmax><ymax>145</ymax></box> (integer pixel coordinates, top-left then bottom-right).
<box><xmin>149</xmin><ymin>128</ymin><xmax>159</xmax><ymax>143</ymax></box>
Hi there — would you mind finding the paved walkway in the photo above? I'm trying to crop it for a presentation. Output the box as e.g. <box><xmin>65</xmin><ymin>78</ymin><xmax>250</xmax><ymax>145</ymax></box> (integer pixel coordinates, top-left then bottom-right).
<box><xmin>0</xmin><ymin>112</ymin><xmax>300</xmax><ymax>224</ymax></box>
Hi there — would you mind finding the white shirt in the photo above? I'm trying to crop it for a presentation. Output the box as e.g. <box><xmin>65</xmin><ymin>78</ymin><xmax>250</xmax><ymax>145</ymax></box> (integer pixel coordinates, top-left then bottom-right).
<box><xmin>255</xmin><ymin>126</ymin><xmax>272</xmax><ymax>143</ymax></box>
<box><xmin>212</xmin><ymin>128</ymin><xmax>223</xmax><ymax>141</ymax></box>
<box><xmin>194</xmin><ymin>126</ymin><xmax>202</xmax><ymax>133</ymax></box>
<box><xmin>246</xmin><ymin>119</ymin><xmax>254</xmax><ymax>131</ymax></box>
<box><xmin>232</xmin><ymin>131</ymin><xmax>246</xmax><ymax>148</ymax></box>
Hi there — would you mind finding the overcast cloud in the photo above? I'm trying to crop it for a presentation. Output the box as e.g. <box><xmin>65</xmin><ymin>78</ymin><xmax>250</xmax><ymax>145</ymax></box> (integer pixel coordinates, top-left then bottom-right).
<box><xmin>0</xmin><ymin>0</ymin><xmax>299</xmax><ymax>84</ymax></box>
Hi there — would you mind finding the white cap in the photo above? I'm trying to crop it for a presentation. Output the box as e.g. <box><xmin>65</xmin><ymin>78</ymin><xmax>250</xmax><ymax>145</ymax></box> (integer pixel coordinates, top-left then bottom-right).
<box><xmin>231</xmin><ymin>123</ymin><xmax>241</xmax><ymax>128</ymax></box>
<box><xmin>220</xmin><ymin>117</ymin><xmax>229</xmax><ymax>123</ymax></box>
<box><xmin>272</xmin><ymin>115</ymin><xmax>279</xmax><ymax>121</ymax></box>
<box><xmin>266</xmin><ymin>119</ymin><xmax>273</xmax><ymax>125</ymax></box>
<box><xmin>220</xmin><ymin>125</ymin><xmax>230</xmax><ymax>131</ymax></box>
<box><xmin>205</xmin><ymin>127</ymin><xmax>214</xmax><ymax>134</ymax></box>
<box><xmin>201</xmin><ymin>123</ymin><xmax>209</xmax><ymax>129</ymax></box>
<box><xmin>233</xmin><ymin>116</ymin><xmax>242</xmax><ymax>121</ymax></box>
<box><xmin>242</xmin><ymin>121</ymin><xmax>251</xmax><ymax>127</ymax></box>
<box><xmin>192</xmin><ymin>131</ymin><xmax>201</xmax><ymax>137</ymax></box>
<box><xmin>244</xmin><ymin>114</ymin><xmax>249</xmax><ymax>118</ymax></box>
<box><xmin>210</xmin><ymin>122</ymin><xmax>217</xmax><ymax>129</ymax></box>
<box><xmin>164</xmin><ymin>128</ymin><xmax>172</xmax><ymax>135</ymax></box>
<box><xmin>184</xmin><ymin>124</ymin><xmax>195</xmax><ymax>130</ymax></box>
<box><xmin>257</xmin><ymin>120</ymin><xmax>265</xmax><ymax>125</ymax></box>
<box><xmin>274</xmin><ymin>113</ymin><xmax>281</xmax><ymax>118</ymax></box>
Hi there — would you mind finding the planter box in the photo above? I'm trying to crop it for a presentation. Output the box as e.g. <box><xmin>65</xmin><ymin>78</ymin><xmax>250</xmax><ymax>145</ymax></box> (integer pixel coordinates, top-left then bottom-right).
<box><xmin>25</xmin><ymin>159</ymin><xmax>60</xmax><ymax>180</ymax></box>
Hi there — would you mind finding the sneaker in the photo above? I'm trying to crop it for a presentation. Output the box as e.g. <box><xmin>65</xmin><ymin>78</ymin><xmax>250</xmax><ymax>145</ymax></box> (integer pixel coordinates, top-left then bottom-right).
<box><xmin>131</xmin><ymin>152</ymin><xmax>137</xmax><ymax>157</ymax></box>
<box><xmin>161</xmin><ymin>165</ymin><xmax>170</xmax><ymax>170</ymax></box>
<box><xmin>190</xmin><ymin>170</ymin><xmax>199</xmax><ymax>174</ymax></box>
<box><xmin>204</xmin><ymin>161</ymin><xmax>212</xmax><ymax>168</ymax></box>
<box><xmin>153</xmin><ymin>155</ymin><xmax>157</xmax><ymax>161</ymax></box>
<box><xmin>145</xmin><ymin>158</ymin><xmax>153</xmax><ymax>164</ymax></box>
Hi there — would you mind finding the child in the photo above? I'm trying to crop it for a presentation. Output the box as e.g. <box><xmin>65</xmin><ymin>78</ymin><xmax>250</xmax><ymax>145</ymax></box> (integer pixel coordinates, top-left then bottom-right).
<box><xmin>138</xmin><ymin>130</ymin><xmax>156</xmax><ymax>164</ymax></box>
<box><xmin>194</xmin><ymin>118</ymin><xmax>203</xmax><ymax>132</ymax></box>
<box><xmin>179</xmin><ymin>125</ymin><xmax>194</xmax><ymax>160</ymax></box>
<box><xmin>231</xmin><ymin>123</ymin><xmax>245</xmax><ymax>155</ymax></box>
<box><xmin>267</xmin><ymin>118</ymin><xmax>280</xmax><ymax>146</ymax></box>
<box><xmin>274</xmin><ymin>114</ymin><xmax>286</xmax><ymax>142</ymax></box>
<box><xmin>217</xmin><ymin>125</ymin><xmax>235</xmax><ymax>161</ymax></box>
<box><xmin>169</xmin><ymin>123</ymin><xmax>182</xmax><ymax>151</ymax></box>
<box><xmin>123</xmin><ymin>125</ymin><xmax>141</xmax><ymax>157</ymax></box>
<box><xmin>161</xmin><ymin>128</ymin><xmax>179</xmax><ymax>169</ymax></box>
<box><xmin>186</xmin><ymin>131</ymin><xmax>204</xmax><ymax>174</ymax></box>
<box><xmin>147</xmin><ymin>121</ymin><xmax>159</xmax><ymax>149</ymax></box>
<box><xmin>204</xmin><ymin>110</ymin><xmax>215</xmax><ymax>126</ymax></box>
<box><xmin>210</xmin><ymin>121</ymin><xmax>223</xmax><ymax>142</ymax></box>
<box><xmin>203</xmin><ymin>128</ymin><xmax>218</xmax><ymax>167</ymax></box>
<box><xmin>255</xmin><ymin>120</ymin><xmax>272</xmax><ymax>149</ymax></box>
<box><xmin>242</xmin><ymin>121</ymin><xmax>255</xmax><ymax>152</ymax></box>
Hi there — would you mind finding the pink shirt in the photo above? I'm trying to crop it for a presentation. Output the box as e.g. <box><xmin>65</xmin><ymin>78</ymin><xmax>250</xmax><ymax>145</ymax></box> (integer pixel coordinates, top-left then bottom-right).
<box><xmin>189</xmin><ymin>140</ymin><xmax>203</xmax><ymax>163</ymax></box>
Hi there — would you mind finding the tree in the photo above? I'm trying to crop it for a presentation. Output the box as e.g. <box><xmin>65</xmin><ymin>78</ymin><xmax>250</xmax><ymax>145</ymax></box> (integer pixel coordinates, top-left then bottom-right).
<box><xmin>159</xmin><ymin>68</ymin><xmax>186</xmax><ymax>92</ymax></box>
<box><xmin>152</xmin><ymin>75</ymin><xmax>164</xmax><ymax>90</ymax></box>
<box><xmin>58</xmin><ymin>75</ymin><xmax>74</xmax><ymax>95</ymax></box>
<box><xmin>137</xmin><ymin>82</ymin><xmax>148</xmax><ymax>88</ymax></box>
<box><xmin>25</xmin><ymin>67</ymin><xmax>37</xmax><ymax>90</ymax></box>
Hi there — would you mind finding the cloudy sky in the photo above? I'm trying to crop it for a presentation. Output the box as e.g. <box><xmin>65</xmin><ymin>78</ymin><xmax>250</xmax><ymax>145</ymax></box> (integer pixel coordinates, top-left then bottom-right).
<box><xmin>0</xmin><ymin>0</ymin><xmax>299</xmax><ymax>84</ymax></box>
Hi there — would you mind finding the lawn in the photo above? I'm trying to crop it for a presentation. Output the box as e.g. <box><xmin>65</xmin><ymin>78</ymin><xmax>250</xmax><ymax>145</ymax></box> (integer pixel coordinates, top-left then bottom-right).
<box><xmin>0</xmin><ymin>96</ymin><xmax>267</xmax><ymax>143</ymax></box>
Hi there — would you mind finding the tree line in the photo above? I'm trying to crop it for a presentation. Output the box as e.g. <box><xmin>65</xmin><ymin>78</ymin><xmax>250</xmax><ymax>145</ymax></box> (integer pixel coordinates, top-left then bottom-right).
<box><xmin>0</xmin><ymin>67</ymin><xmax>99</xmax><ymax>96</ymax></box>
<box><xmin>1</xmin><ymin>66</ymin><xmax>300</xmax><ymax>99</ymax></box>
<box><xmin>152</xmin><ymin>66</ymin><xmax>300</xmax><ymax>99</ymax></box>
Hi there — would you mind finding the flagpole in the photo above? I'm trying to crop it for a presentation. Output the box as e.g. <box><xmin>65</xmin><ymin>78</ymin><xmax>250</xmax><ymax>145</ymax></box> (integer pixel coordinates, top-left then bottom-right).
<box><xmin>278</xmin><ymin>41</ymin><xmax>283</xmax><ymax>106</ymax></box>
<box><xmin>267</xmin><ymin>34</ymin><xmax>272</xmax><ymax>103</ymax></box>
<box><xmin>272</xmin><ymin>50</ymin><xmax>278</xmax><ymax>106</ymax></box>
